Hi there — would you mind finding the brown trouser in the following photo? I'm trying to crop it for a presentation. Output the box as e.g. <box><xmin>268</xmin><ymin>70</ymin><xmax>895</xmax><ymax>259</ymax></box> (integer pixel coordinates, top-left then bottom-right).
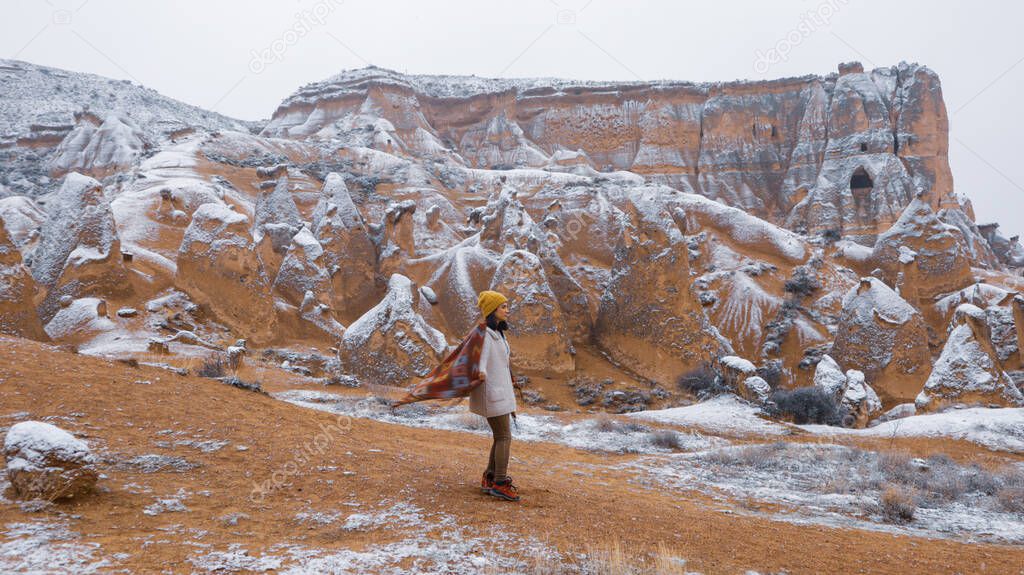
<box><xmin>486</xmin><ymin>413</ymin><xmax>512</xmax><ymax>482</ymax></box>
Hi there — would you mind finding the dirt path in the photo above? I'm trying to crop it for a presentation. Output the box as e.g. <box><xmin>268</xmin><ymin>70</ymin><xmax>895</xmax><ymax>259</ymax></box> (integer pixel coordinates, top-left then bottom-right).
<box><xmin>1</xmin><ymin>335</ymin><xmax>1022</xmax><ymax>574</ymax></box>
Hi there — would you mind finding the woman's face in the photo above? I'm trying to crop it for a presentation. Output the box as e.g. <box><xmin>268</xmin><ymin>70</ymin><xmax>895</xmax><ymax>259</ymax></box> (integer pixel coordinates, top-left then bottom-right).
<box><xmin>494</xmin><ymin>301</ymin><xmax>509</xmax><ymax>322</ymax></box>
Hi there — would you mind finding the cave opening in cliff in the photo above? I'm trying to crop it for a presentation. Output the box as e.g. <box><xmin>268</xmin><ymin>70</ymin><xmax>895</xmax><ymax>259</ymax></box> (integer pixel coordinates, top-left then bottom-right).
<box><xmin>850</xmin><ymin>166</ymin><xmax>874</xmax><ymax>219</ymax></box>
<box><xmin>860</xmin><ymin>143</ymin><xmax>868</xmax><ymax>152</ymax></box>
<box><xmin>850</xmin><ymin>167</ymin><xmax>873</xmax><ymax>191</ymax></box>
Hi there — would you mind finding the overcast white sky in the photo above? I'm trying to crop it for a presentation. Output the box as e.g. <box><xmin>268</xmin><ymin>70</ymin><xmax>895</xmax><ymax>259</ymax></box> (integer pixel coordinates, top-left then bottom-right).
<box><xmin>5</xmin><ymin>0</ymin><xmax>1024</xmax><ymax>239</ymax></box>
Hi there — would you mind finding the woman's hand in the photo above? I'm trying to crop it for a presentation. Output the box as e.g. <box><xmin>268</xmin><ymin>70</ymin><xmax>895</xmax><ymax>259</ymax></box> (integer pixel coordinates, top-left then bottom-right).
<box><xmin>478</xmin><ymin>370</ymin><xmax>487</xmax><ymax>382</ymax></box>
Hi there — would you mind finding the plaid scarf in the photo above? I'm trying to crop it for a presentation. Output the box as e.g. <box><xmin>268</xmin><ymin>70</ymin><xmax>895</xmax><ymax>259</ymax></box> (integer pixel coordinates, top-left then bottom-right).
<box><xmin>392</xmin><ymin>323</ymin><xmax>487</xmax><ymax>408</ymax></box>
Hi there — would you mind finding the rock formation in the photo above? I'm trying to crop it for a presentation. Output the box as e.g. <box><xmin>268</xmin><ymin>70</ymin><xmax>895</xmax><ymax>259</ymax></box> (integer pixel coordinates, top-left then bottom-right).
<box><xmin>339</xmin><ymin>274</ymin><xmax>447</xmax><ymax>386</ymax></box>
<box><xmin>489</xmin><ymin>249</ymin><xmax>574</xmax><ymax>376</ymax></box>
<box><xmin>829</xmin><ymin>278</ymin><xmax>931</xmax><ymax>404</ymax></box>
<box><xmin>312</xmin><ymin>173</ymin><xmax>380</xmax><ymax>323</ymax></box>
<box><xmin>175</xmin><ymin>203</ymin><xmax>277</xmax><ymax>344</ymax></box>
<box><xmin>29</xmin><ymin>172</ymin><xmax>131</xmax><ymax>322</ymax></box>
<box><xmin>594</xmin><ymin>198</ymin><xmax>725</xmax><ymax>386</ymax></box>
<box><xmin>263</xmin><ymin>63</ymin><xmax>954</xmax><ymax>237</ymax></box>
<box><xmin>916</xmin><ymin>304</ymin><xmax>1023</xmax><ymax>411</ymax></box>
<box><xmin>4</xmin><ymin>59</ymin><xmax>1024</xmax><ymax>417</ymax></box>
<box><xmin>0</xmin><ymin>218</ymin><xmax>47</xmax><ymax>340</ymax></box>
<box><xmin>871</xmin><ymin>195</ymin><xmax>974</xmax><ymax>305</ymax></box>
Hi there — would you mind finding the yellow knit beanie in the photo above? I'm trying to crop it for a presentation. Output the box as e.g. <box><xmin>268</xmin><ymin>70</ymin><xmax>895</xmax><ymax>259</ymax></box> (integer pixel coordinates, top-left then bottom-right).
<box><xmin>477</xmin><ymin>290</ymin><xmax>508</xmax><ymax>318</ymax></box>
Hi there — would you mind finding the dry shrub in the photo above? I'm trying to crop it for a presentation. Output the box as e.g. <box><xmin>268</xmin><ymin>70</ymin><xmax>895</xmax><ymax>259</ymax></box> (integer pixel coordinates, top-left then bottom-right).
<box><xmin>997</xmin><ymin>486</ymin><xmax>1024</xmax><ymax>513</ymax></box>
<box><xmin>197</xmin><ymin>355</ymin><xmax>226</xmax><ymax>378</ymax></box>
<box><xmin>648</xmin><ymin>429</ymin><xmax>682</xmax><ymax>450</ymax></box>
<box><xmin>879</xmin><ymin>485</ymin><xmax>916</xmax><ymax>524</ymax></box>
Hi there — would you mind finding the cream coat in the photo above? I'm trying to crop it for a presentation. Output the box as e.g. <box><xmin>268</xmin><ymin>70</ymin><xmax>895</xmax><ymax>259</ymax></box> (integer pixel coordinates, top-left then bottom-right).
<box><xmin>468</xmin><ymin>327</ymin><xmax>517</xmax><ymax>417</ymax></box>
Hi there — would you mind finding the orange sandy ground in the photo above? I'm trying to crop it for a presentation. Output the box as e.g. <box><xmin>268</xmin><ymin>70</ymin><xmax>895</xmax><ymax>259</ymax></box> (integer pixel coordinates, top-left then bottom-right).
<box><xmin>1</xmin><ymin>334</ymin><xmax>1022</xmax><ymax>574</ymax></box>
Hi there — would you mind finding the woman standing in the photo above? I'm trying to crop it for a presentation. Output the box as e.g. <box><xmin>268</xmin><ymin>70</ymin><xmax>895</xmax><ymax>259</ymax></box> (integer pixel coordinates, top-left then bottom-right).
<box><xmin>391</xmin><ymin>289</ymin><xmax>520</xmax><ymax>502</ymax></box>
<box><xmin>469</xmin><ymin>290</ymin><xmax>520</xmax><ymax>502</ymax></box>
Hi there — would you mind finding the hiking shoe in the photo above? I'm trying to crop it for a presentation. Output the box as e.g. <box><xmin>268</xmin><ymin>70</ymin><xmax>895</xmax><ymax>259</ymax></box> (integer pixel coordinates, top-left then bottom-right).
<box><xmin>481</xmin><ymin>472</ymin><xmax>513</xmax><ymax>492</ymax></box>
<box><xmin>487</xmin><ymin>477</ymin><xmax>520</xmax><ymax>501</ymax></box>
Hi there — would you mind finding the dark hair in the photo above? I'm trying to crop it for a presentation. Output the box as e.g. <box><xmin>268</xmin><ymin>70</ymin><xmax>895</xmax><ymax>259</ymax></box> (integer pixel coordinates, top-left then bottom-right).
<box><xmin>485</xmin><ymin>311</ymin><xmax>508</xmax><ymax>335</ymax></box>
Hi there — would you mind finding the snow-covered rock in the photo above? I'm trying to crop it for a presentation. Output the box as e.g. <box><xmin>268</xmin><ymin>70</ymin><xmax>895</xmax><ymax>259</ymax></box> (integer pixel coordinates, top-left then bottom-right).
<box><xmin>339</xmin><ymin>274</ymin><xmax>446</xmax><ymax>386</ymax></box>
<box><xmin>0</xmin><ymin>218</ymin><xmax>47</xmax><ymax>340</ymax></box>
<box><xmin>871</xmin><ymin>195</ymin><xmax>974</xmax><ymax>303</ymax></box>
<box><xmin>0</xmin><ymin>195</ymin><xmax>45</xmax><ymax>250</ymax></box>
<box><xmin>841</xmin><ymin>369</ymin><xmax>883</xmax><ymax>426</ymax></box>
<box><xmin>868</xmin><ymin>403</ymin><xmax>916</xmax><ymax>427</ymax></box>
<box><xmin>595</xmin><ymin>196</ymin><xmax>725</xmax><ymax>387</ymax></box>
<box><xmin>721</xmin><ymin>356</ymin><xmax>757</xmax><ymax>376</ymax></box>
<box><xmin>49</xmin><ymin>114</ymin><xmax>148</xmax><ymax>175</ymax></box>
<box><xmin>978</xmin><ymin>222</ymin><xmax>1024</xmax><ymax>269</ymax></box>
<box><xmin>489</xmin><ymin>249</ymin><xmax>574</xmax><ymax>375</ymax></box>
<box><xmin>29</xmin><ymin>172</ymin><xmax>131</xmax><ymax>321</ymax></box>
<box><xmin>740</xmin><ymin>375</ymin><xmax>771</xmax><ymax>404</ymax></box>
<box><xmin>830</xmin><ymin>278</ymin><xmax>931</xmax><ymax>404</ymax></box>
<box><xmin>43</xmin><ymin>297</ymin><xmax>115</xmax><ymax>342</ymax></box>
<box><xmin>916</xmin><ymin>304</ymin><xmax>1023</xmax><ymax>411</ymax></box>
<box><xmin>3</xmin><ymin>421</ymin><xmax>97</xmax><ymax>500</ymax></box>
<box><xmin>175</xmin><ymin>203</ymin><xmax>276</xmax><ymax>344</ymax></box>
<box><xmin>312</xmin><ymin>173</ymin><xmax>379</xmax><ymax>323</ymax></box>
<box><xmin>813</xmin><ymin>354</ymin><xmax>848</xmax><ymax>399</ymax></box>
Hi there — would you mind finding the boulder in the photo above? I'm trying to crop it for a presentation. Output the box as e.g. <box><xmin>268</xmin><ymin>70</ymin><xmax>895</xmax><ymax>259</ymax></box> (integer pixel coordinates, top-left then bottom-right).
<box><xmin>830</xmin><ymin>278</ymin><xmax>931</xmax><ymax>404</ymax></box>
<box><xmin>3</xmin><ymin>421</ymin><xmax>98</xmax><ymax>501</ymax></box>
<box><xmin>740</xmin><ymin>375</ymin><xmax>771</xmax><ymax>404</ymax></box>
<box><xmin>43</xmin><ymin>297</ymin><xmax>115</xmax><ymax>343</ymax></box>
<box><xmin>339</xmin><ymin>274</ymin><xmax>446</xmax><ymax>386</ymax></box>
<box><xmin>175</xmin><ymin>203</ymin><xmax>277</xmax><ymax>344</ymax></box>
<box><xmin>841</xmin><ymin>369</ymin><xmax>883</xmax><ymax>427</ymax></box>
<box><xmin>813</xmin><ymin>357</ymin><xmax>883</xmax><ymax>427</ymax></box>
<box><xmin>720</xmin><ymin>355</ymin><xmax>757</xmax><ymax>388</ymax></box>
<box><xmin>812</xmin><ymin>354</ymin><xmax>848</xmax><ymax>400</ymax></box>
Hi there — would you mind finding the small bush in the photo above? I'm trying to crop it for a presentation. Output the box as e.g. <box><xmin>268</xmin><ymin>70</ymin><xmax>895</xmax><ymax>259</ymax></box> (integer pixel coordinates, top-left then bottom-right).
<box><xmin>648</xmin><ymin>429</ymin><xmax>681</xmax><ymax>450</ymax></box>
<box><xmin>997</xmin><ymin>486</ymin><xmax>1024</xmax><ymax>513</ymax></box>
<box><xmin>767</xmin><ymin>386</ymin><xmax>847</xmax><ymax>425</ymax></box>
<box><xmin>822</xmin><ymin>229</ymin><xmax>842</xmax><ymax>243</ymax></box>
<box><xmin>197</xmin><ymin>356</ymin><xmax>226</xmax><ymax>378</ymax></box>
<box><xmin>783</xmin><ymin>266</ymin><xmax>821</xmax><ymax>296</ymax></box>
<box><xmin>756</xmin><ymin>360</ymin><xmax>784</xmax><ymax>388</ymax></box>
<box><xmin>879</xmin><ymin>485</ymin><xmax>916</xmax><ymax>524</ymax></box>
<box><xmin>593</xmin><ymin>415</ymin><xmax>650</xmax><ymax>434</ymax></box>
<box><xmin>676</xmin><ymin>365</ymin><xmax>729</xmax><ymax>400</ymax></box>
<box><xmin>876</xmin><ymin>450</ymin><xmax>915</xmax><ymax>484</ymax></box>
